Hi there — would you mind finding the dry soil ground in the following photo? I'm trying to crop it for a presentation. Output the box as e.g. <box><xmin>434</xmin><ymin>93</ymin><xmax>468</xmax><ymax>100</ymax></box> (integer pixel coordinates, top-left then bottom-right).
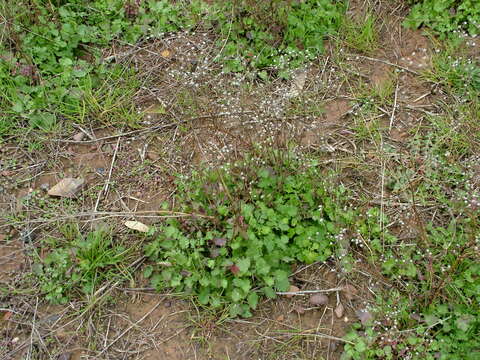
<box><xmin>1</xmin><ymin>1</ymin><xmax>479</xmax><ymax>359</ymax></box>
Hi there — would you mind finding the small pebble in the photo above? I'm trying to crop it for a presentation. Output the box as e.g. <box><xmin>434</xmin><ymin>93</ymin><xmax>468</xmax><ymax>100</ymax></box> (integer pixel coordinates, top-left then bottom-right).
<box><xmin>72</xmin><ymin>132</ymin><xmax>85</xmax><ymax>142</ymax></box>
<box><xmin>309</xmin><ymin>294</ymin><xmax>328</xmax><ymax>306</ymax></box>
<box><xmin>96</xmin><ymin>167</ymin><xmax>106</xmax><ymax>176</ymax></box>
<box><xmin>20</xmin><ymin>229</ymin><xmax>35</xmax><ymax>243</ymax></box>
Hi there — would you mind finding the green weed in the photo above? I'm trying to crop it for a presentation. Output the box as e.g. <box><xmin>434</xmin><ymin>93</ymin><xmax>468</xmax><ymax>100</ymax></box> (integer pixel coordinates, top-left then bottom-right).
<box><xmin>426</xmin><ymin>51</ymin><xmax>480</xmax><ymax>98</ymax></box>
<box><xmin>343</xmin><ymin>217</ymin><xmax>480</xmax><ymax>359</ymax></box>
<box><xmin>342</xmin><ymin>12</ymin><xmax>379</xmax><ymax>54</ymax></box>
<box><xmin>0</xmin><ymin>0</ymin><xmax>185</xmax><ymax>136</ymax></box>
<box><xmin>210</xmin><ymin>0</ymin><xmax>346</xmax><ymax>77</ymax></box>
<box><xmin>144</xmin><ymin>150</ymin><xmax>354</xmax><ymax>317</ymax></box>
<box><xmin>33</xmin><ymin>229</ymin><xmax>128</xmax><ymax>304</ymax></box>
<box><xmin>342</xmin><ymin>96</ymin><xmax>480</xmax><ymax>359</ymax></box>
<box><xmin>405</xmin><ymin>0</ymin><xmax>480</xmax><ymax>37</ymax></box>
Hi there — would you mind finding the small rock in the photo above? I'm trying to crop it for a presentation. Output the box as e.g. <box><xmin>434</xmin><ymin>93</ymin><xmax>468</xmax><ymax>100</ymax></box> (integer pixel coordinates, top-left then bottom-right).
<box><xmin>286</xmin><ymin>285</ymin><xmax>300</xmax><ymax>298</ymax></box>
<box><xmin>210</xmin><ymin>248</ymin><xmax>220</xmax><ymax>258</ymax></box>
<box><xmin>309</xmin><ymin>294</ymin><xmax>328</xmax><ymax>306</ymax></box>
<box><xmin>48</xmin><ymin>178</ymin><xmax>85</xmax><ymax>198</ymax></box>
<box><xmin>73</xmin><ymin>132</ymin><xmax>85</xmax><ymax>142</ymax></box>
<box><xmin>20</xmin><ymin>229</ymin><xmax>35</xmax><ymax>243</ymax></box>
<box><xmin>213</xmin><ymin>237</ymin><xmax>227</xmax><ymax>247</ymax></box>
<box><xmin>146</xmin><ymin>151</ymin><xmax>160</xmax><ymax>161</ymax></box>
<box><xmin>356</xmin><ymin>309</ymin><xmax>373</xmax><ymax>325</ymax></box>
<box><xmin>329</xmin><ymin>340</ymin><xmax>339</xmax><ymax>352</ymax></box>
<box><xmin>39</xmin><ymin>183</ymin><xmax>50</xmax><ymax>192</ymax></box>
<box><xmin>95</xmin><ymin>167</ymin><xmax>106</xmax><ymax>176</ymax></box>
<box><xmin>334</xmin><ymin>303</ymin><xmax>344</xmax><ymax>318</ymax></box>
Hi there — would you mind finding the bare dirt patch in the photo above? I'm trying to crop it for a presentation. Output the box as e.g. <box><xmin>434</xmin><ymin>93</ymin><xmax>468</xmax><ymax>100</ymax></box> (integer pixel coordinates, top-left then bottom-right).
<box><xmin>0</xmin><ymin>237</ymin><xmax>24</xmax><ymax>282</ymax></box>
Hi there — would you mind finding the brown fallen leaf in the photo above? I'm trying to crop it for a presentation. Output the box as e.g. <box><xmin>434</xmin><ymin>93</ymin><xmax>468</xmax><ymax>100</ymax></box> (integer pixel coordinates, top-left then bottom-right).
<box><xmin>2</xmin><ymin>311</ymin><xmax>13</xmax><ymax>321</ymax></box>
<box><xmin>309</xmin><ymin>294</ymin><xmax>328</xmax><ymax>306</ymax></box>
<box><xmin>286</xmin><ymin>285</ymin><xmax>300</xmax><ymax>298</ymax></box>
<box><xmin>124</xmin><ymin>221</ymin><xmax>150</xmax><ymax>233</ymax></box>
<box><xmin>48</xmin><ymin>178</ymin><xmax>84</xmax><ymax>198</ymax></box>
<box><xmin>334</xmin><ymin>303</ymin><xmax>344</xmax><ymax>318</ymax></box>
<box><xmin>288</xmin><ymin>69</ymin><xmax>307</xmax><ymax>98</ymax></box>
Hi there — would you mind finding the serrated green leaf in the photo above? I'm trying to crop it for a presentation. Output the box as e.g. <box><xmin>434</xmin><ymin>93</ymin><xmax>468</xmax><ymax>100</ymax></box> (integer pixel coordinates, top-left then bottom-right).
<box><xmin>263</xmin><ymin>286</ymin><xmax>276</xmax><ymax>299</ymax></box>
<box><xmin>236</xmin><ymin>258</ymin><xmax>251</xmax><ymax>273</ymax></box>
<box><xmin>231</xmin><ymin>288</ymin><xmax>243</xmax><ymax>302</ymax></box>
<box><xmin>143</xmin><ymin>265</ymin><xmax>153</xmax><ymax>278</ymax></box>
<box><xmin>198</xmin><ymin>288</ymin><xmax>210</xmax><ymax>305</ymax></box>
<box><xmin>29</xmin><ymin>112</ymin><xmax>55</xmax><ymax>131</ymax></box>
<box><xmin>233</xmin><ymin>278</ymin><xmax>251</xmax><ymax>293</ymax></box>
<box><xmin>274</xmin><ymin>269</ymin><xmax>290</xmax><ymax>291</ymax></box>
<box><xmin>247</xmin><ymin>292</ymin><xmax>259</xmax><ymax>309</ymax></box>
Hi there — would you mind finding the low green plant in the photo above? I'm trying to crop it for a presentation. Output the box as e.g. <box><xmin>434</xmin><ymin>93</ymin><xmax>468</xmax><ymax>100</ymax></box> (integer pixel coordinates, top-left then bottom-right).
<box><xmin>211</xmin><ymin>0</ymin><xmax>345</xmax><ymax>77</ymax></box>
<box><xmin>0</xmin><ymin>0</ymin><xmax>186</xmax><ymax>136</ymax></box>
<box><xmin>342</xmin><ymin>129</ymin><xmax>480</xmax><ymax>359</ymax></box>
<box><xmin>342</xmin><ymin>209</ymin><xmax>480</xmax><ymax>359</ymax></box>
<box><xmin>33</xmin><ymin>229</ymin><xmax>127</xmax><ymax>304</ymax></box>
<box><xmin>0</xmin><ymin>0</ymin><xmax>347</xmax><ymax>136</ymax></box>
<box><xmin>387</xmin><ymin>112</ymin><xmax>478</xmax><ymax>209</ymax></box>
<box><xmin>144</xmin><ymin>151</ymin><xmax>353</xmax><ymax>317</ymax></box>
<box><xmin>426</xmin><ymin>51</ymin><xmax>480</xmax><ymax>98</ymax></box>
<box><xmin>342</xmin><ymin>12</ymin><xmax>379</xmax><ymax>54</ymax></box>
<box><xmin>405</xmin><ymin>0</ymin><xmax>480</xmax><ymax>37</ymax></box>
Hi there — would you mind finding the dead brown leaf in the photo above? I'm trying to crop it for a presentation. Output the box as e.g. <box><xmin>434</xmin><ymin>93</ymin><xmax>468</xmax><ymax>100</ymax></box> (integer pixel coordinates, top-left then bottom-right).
<box><xmin>124</xmin><ymin>221</ymin><xmax>150</xmax><ymax>233</ymax></box>
<box><xmin>2</xmin><ymin>311</ymin><xmax>13</xmax><ymax>321</ymax></box>
<box><xmin>334</xmin><ymin>303</ymin><xmax>344</xmax><ymax>318</ymax></box>
<box><xmin>286</xmin><ymin>285</ymin><xmax>300</xmax><ymax>298</ymax></box>
<box><xmin>47</xmin><ymin>178</ymin><xmax>85</xmax><ymax>198</ymax></box>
